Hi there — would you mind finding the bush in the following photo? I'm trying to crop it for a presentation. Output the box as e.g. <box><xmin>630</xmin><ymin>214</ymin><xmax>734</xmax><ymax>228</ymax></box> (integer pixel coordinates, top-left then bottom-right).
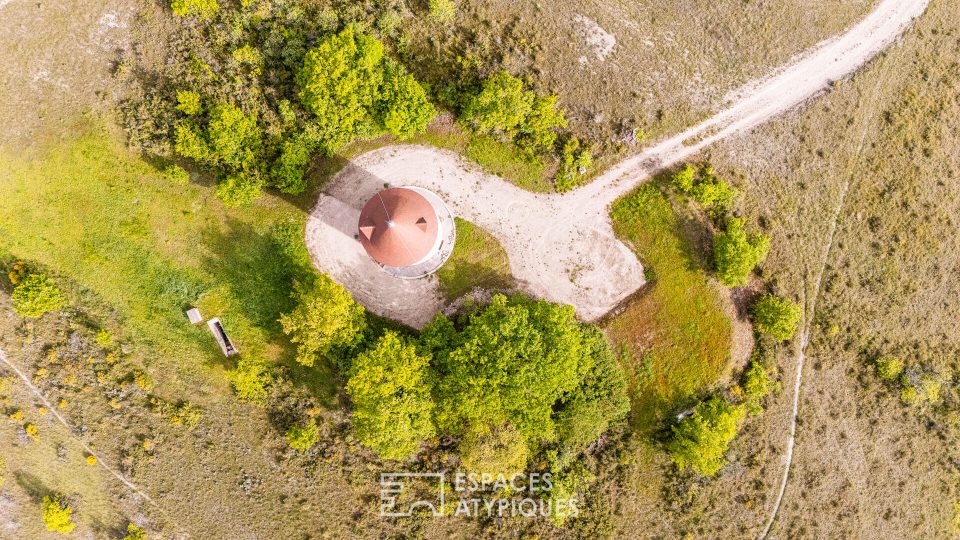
<box><xmin>462</xmin><ymin>72</ymin><xmax>532</xmax><ymax>136</ymax></box>
<box><xmin>228</xmin><ymin>356</ymin><xmax>273</xmax><ymax>405</ymax></box>
<box><xmin>346</xmin><ymin>332</ymin><xmax>436</xmax><ymax>460</ymax></box>
<box><xmin>150</xmin><ymin>398</ymin><xmax>202</xmax><ymax>429</ymax></box>
<box><xmin>875</xmin><ymin>356</ymin><xmax>904</xmax><ymax>381</ymax></box>
<box><xmin>123</xmin><ymin>523</ymin><xmax>147</xmax><ymax>540</ymax></box>
<box><xmin>205</xmin><ymin>103</ymin><xmax>262</xmax><ymax>170</ymax></box>
<box><xmin>286</xmin><ymin>420</ymin><xmax>320</xmax><ymax>452</ymax></box>
<box><xmin>42</xmin><ymin>495</ymin><xmax>75</xmax><ymax>535</ymax></box>
<box><xmin>375</xmin><ymin>61</ymin><xmax>437</xmax><ymax>139</ymax></box>
<box><xmin>672</xmin><ymin>164</ymin><xmax>737</xmax><ymax>215</ymax></box>
<box><xmin>428</xmin><ymin>0</ymin><xmax>456</xmax><ymax>23</ymax></box>
<box><xmin>164</xmin><ymin>165</ymin><xmax>190</xmax><ymax>185</ymax></box>
<box><xmin>214</xmin><ymin>173</ymin><xmax>263</xmax><ymax>207</ymax></box>
<box><xmin>170</xmin><ymin>0</ymin><xmax>219</xmax><ymax>19</ymax></box>
<box><xmin>459</xmin><ymin>423</ymin><xmax>529</xmax><ymax>477</ymax></box>
<box><xmin>280</xmin><ymin>275</ymin><xmax>366</xmax><ymax>367</ymax></box>
<box><xmin>666</xmin><ymin>396</ymin><xmax>745</xmax><ymax>477</ymax></box>
<box><xmin>175</xmin><ymin>90</ymin><xmax>202</xmax><ymax>116</ymax></box>
<box><xmin>270</xmin><ymin>137</ymin><xmax>313</xmax><ymax>195</ymax></box>
<box><xmin>750</xmin><ymin>294</ymin><xmax>802</xmax><ymax>341</ymax></box>
<box><xmin>12</xmin><ymin>273</ymin><xmax>65</xmax><ymax>318</ymax></box>
<box><xmin>741</xmin><ymin>360</ymin><xmax>770</xmax><ymax>414</ymax></box>
<box><xmin>555</xmin><ymin>136</ymin><xmax>592</xmax><ymax>192</ymax></box>
<box><xmin>713</xmin><ymin>218</ymin><xmax>770</xmax><ymax>287</ymax></box>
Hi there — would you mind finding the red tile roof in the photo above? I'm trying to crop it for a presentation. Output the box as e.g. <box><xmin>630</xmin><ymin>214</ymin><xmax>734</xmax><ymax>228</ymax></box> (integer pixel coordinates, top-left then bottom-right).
<box><xmin>358</xmin><ymin>188</ymin><xmax>439</xmax><ymax>267</ymax></box>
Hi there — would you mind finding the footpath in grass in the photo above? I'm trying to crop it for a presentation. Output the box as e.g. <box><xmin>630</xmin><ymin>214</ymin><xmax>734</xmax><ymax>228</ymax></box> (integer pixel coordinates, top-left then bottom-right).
<box><xmin>606</xmin><ymin>183</ymin><xmax>731</xmax><ymax>431</ymax></box>
<box><xmin>435</xmin><ymin>218</ymin><xmax>513</xmax><ymax>301</ymax></box>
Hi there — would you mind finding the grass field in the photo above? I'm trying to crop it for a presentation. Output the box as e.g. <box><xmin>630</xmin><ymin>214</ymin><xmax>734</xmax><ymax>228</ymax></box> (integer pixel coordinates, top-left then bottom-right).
<box><xmin>606</xmin><ymin>182</ymin><xmax>732</xmax><ymax>430</ymax></box>
<box><xmin>435</xmin><ymin>218</ymin><xmax>514</xmax><ymax>301</ymax></box>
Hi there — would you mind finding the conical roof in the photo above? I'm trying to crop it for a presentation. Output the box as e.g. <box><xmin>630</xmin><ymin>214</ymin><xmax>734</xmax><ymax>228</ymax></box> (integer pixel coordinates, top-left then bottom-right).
<box><xmin>357</xmin><ymin>187</ymin><xmax>439</xmax><ymax>267</ymax></box>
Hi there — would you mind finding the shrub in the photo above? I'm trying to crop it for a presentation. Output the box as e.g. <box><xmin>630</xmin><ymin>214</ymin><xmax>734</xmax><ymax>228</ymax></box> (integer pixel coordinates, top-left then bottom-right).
<box><xmin>7</xmin><ymin>260</ymin><xmax>26</xmax><ymax>286</ymax></box>
<box><xmin>673</xmin><ymin>164</ymin><xmax>737</xmax><ymax>215</ymax></box>
<box><xmin>667</xmin><ymin>396</ymin><xmax>745</xmax><ymax>477</ymax></box>
<box><xmin>150</xmin><ymin>398</ymin><xmax>202</xmax><ymax>429</ymax></box>
<box><xmin>462</xmin><ymin>72</ymin><xmax>533</xmax><ymax>136</ymax></box>
<box><xmin>346</xmin><ymin>332</ymin><xmax>436</xmax><ymax>460</ymax></box>
<box><xmin>428</xmin><ymin>0</ymin><xmax>456</xmax><ymax>23</ymax></box>
<box><xmin>164</xmin><ymin>165</ymin><xmax>190</xmax><ymax>185</ymax></box>
<box><xmin>750</xmin><ymin>294</ymin><xmax>802</xmax><ymax>341</ymax></box>
<box><xmin>875</xmin><ymin>356</ymin><xmax>904</xmax><ymax>381</ymax></box>
<box><xmin>175</xmin><ymin>90</ymin><xmax>202</xmax><ymax>116</ymax></box>
<box><xmin>12</xmin><ymin>274</ymin><xmax>65</xmax><ymax>318</ymax></box>
<box><xmin>459</xmin><ymin>423</ymin><xmax>529</xmax><ymax>477</ymax></box>
<box><xmin>123</xmin><ymin>523</ymin><xmax>147</xmax><ymax>540</ymax></box>
<box><xmin>25</xmin><ymin>423</ymin><xmax>38</xmax><ymax>438</ymax></box>
<box><xmin>95</xmin><ymin>330</ymin><xmax>114</xmax><ymax>347</ymax></box>
<box><xmin>170</xmin><ymin>0</ymin><xmax>219</xmax><ymax>19</ymax></box>
<box><xmin>214</xmin><ymin>173</ymin><xmax>263</xmax><ymax>207</ymax></box>
<box><xmin>228</xmin><ymin>356</ymin><xmax>273</xmax><ymax>405</ymax></box>
<box><xmin>517</xmin><ymin>95</ymin><xmax>567</xmax><ymax>153</ymax></box>
<box><xmin>286</xmin><ymin>420</ymin><xmax>320</xmax><ymax>452</ymax></box>
<box><xmin>86</xmin><ymin>455</ymin><xmax>97</xmax><ymax>465</ymax></box>
<box><xmin>713</xmin><ymin>218</ymin><xmax>770</xmax><ymax>287</ymax></box>
<box><xmin>206</xmin><ymin>103</ymin><xmax>262</xmax><ymax>170</ymax></box>
<box><xmin>42</xmin><ymin>495</ymin><xmax>75</xmax><ymax>535</ymax></box>
<box><xmin>741</xmin><ymin>360</ymin><xmax>770</xmax><ymax>414</ymax></box>
<box><xmin>552</xmin><ymin>326</ymin><xmax>630</xmax><ymax>468</ymax></box>
<box><xmin>280</xmin><ymin>275</ymin><xmax>366</xmax><ymax>367</ymax></box>
<box><xmin>270</xmin><ymin>138</ymin><xmax>313</xmax><ymax>195</ymax></box>
<box><xmin>555</xmin><ymin>136</ymin><xmax>592</xmax><ymax>192</ymax></box>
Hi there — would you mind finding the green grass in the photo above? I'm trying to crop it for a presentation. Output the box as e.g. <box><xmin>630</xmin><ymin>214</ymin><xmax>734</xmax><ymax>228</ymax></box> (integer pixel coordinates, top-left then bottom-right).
<box><xmin>0</xmin><ymin>124</ymin><xmax>330</xmax><ymax>398</ymax></box>
<box><xmin>411</xmin><ymin>127</ymin><xmax>552</xmax><ymax>193</ymax></box>
<box><xmin>435</xmin><ymin>218</ymin><xmax>513</xmax><ymax>301</ymax></box>
<box><xmin>606</xmin><ymin>183</ymin><xmax>731</xmax><ymax>431</ymax></box>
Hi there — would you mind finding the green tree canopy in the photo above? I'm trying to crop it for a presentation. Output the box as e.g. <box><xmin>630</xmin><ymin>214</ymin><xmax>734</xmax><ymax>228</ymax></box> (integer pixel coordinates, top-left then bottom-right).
<box><xmin>297</xmin><ymin>25</ymin><xmax>434</xmax><ymax>152</ymax></box>
<box><xmin>423</xmin><ymin>294</ymin><xmax>595</xmax><ymax>446</ymax></box>
<box><xmin>750</xmin><ymin>294</ymin><xmax>802</xmax><ymax>341</ymax></box>
<box><xmin>713</xmin><ymin>217</ymin><xmax>770</xmax><ymax>287</ymax></box>
<box><xmin>12</xmin><ymin>274</ymin><xmax>65</xmax><ymax>318</ymax></box>
<box><xmin>666</xmin><ymin>396</ymin><xmax>745</xmax><ymax>477</ymax></box>
<box><xmin>346</xmin><ymin>332</ymin><xmax>436</xmax><ymax>460</ymax></box>
<box><xmin>280</xmin><ymin>275</ymin><xmax>366</xmax><ymax>367</ymax></box>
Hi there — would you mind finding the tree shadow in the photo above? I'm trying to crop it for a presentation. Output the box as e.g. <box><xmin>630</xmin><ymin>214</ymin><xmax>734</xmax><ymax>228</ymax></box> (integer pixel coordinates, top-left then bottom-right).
<box><xmin>14</xmin><ymin>470</ymin><xmax>51</xmax><ymax>502</ymax></box>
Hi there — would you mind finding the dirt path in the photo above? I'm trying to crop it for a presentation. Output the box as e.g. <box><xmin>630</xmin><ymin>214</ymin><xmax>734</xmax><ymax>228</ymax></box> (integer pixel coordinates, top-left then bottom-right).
<box><xmin>307</xmin><ymin>0</ymin><xmax>929</xmax><ymax>328</ymax></box>
<box><xmin>0</xmin><ymin>346</ymin><xmax>185</xmax><ymax>536</ymax></box>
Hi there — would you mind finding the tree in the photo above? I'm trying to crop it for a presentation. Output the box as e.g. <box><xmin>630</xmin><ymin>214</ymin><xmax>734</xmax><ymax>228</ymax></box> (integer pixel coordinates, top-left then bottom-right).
<box><xmin>462</xmin><ymin>72</ymin><xmax>533</xmax><ymax>136</ymax></box>
<box><xmin>552</xmin><ymin>326</ymin><xmax>630</xmax><ymax>468</ymax></box>
<box><xmin>346</xmin><ymin>332</ymin><xmax>436</xmax><ymax>460</ymax></box>
<box><xmin>270</xmin><ymin>137</ymin><xmax>313</xmax><ymax>195</ymax></box>
<box><xmin>170</xmin><ymin>0</ymin><xmax>219</xmax><ymax>19</ymax></box>
<box><xmin>297</xmin><ymin>25</ymin><xmax>385</xmax><ymax>151</ymax></box>
<box><xmin>375</xmin><ymin>62</ymin><xmax>436</xmax><ymax>139</ymax></box>
<box><xmin>517</xmin><ymin>95</ymin><xmax>567</xmax><ymax>153</ymax></box>
<box><xmin>713</xmin><ymin>218</ymin><xmax>770</xmax><ymax>287</ymax></box>
<box><xmin>286</xmin><ymin>420</ymin><xmax>320</xmax><ymax>452</ymax></box>
<box><xmin>426</xmin><ymin>294</ymin><xmax>589</xmax><ymax>445</ymax></box>
<box><xmin>12</xmin><ymin>274</ymin><xmax>65</xmax><ymax>318</ymax></box>
<box><xmin>297</xmin><ymin>26</ymin><xmax>434</xmax><ymax>152</ymax></box>
<box><xmin>280</xmin><ymin>275</ymin><xmax>366</xmax><ymax>367</ymax></box>
<box><xmin>228</xmin><ymin>356</ymin><xmax>273</xmax><ymax>405</ymax></box>
<box><xmin>750</xmin><ymin>294</ymin><xmax>802</xmax><ymax>341</ymax></box>
<box><xmin>42</xmin><ymin>495</ymin><xmax>75</xmax><ymax>535</ymax></box>
<box><xmin>206</xmin><ymin>103</ymin><xmax>262</xmax><ymax>170</ymax></box>
<box><xmin>667</xmin><ymin>397</ymin><xmax>745</xmax><ymax>477</ymax></box>
<box><xmin>459</xmin><ymin>423</ymin><xmax>529</xmax><ymax>477</ymax></box>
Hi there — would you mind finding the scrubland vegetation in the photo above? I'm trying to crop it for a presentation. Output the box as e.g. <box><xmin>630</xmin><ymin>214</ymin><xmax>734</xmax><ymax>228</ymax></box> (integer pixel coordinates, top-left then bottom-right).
<box><xmin>0</xmin><ymin>0</ymin><xmax>955</xmax><ymax>537</ymax></box>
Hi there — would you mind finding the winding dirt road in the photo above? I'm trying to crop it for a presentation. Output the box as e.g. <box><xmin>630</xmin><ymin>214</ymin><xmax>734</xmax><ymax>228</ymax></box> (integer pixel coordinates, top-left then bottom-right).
<box><xmin>308</xmin><ymin>0</ymin><xmax>929</xmax><ymax>328</ymax></box>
